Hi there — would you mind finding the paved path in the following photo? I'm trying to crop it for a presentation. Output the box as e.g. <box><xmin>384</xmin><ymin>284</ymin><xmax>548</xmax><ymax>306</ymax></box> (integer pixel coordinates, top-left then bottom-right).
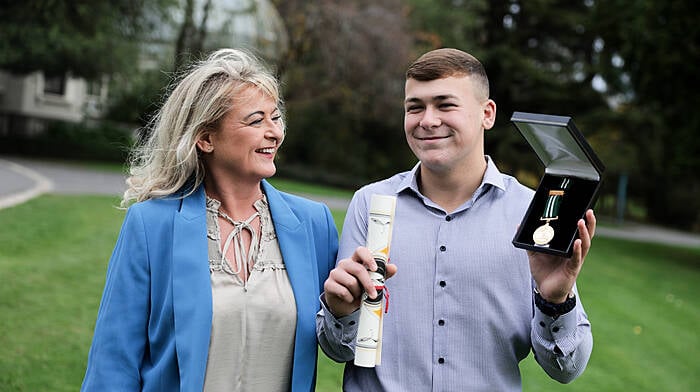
<box><xmin>1</xmin><ymin>155</ymin><xmax>699</xmax><ymax>248</ymax></box>
<box><xmin>0</xmin><ymin>155</ymin><xmax>350</xmax><ymax>210</ymax></box>
<box><xmin>0</xmin><ymin>156</ymin><xmax>127</xmax><ymax>198</ymax></box>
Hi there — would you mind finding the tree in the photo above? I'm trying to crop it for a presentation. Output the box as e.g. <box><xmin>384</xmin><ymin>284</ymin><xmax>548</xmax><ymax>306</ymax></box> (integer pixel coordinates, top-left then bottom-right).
<box><xmin>404</xmin><ymin>0</ymin><xmax>488</xmax><ymax>53</ymax></box>
<box><xmin>0</xmin><ymin>0</ymin><xmax>175</xmax><ymax>78</ymax></box>
<box><xmin>174</xmin><ymin>0</ymin><xmax>211</xmax><ymax>71</ymax></box>
<box><xmin>404</xmin><ymin>0</ymin><xmax>609</xmax><ymax>185</ymax></box>
<box><xmin>404</xmin><ymin>0</ymin><xmax>700</xmax><ymax>229</ymax></box>
<box><xmin>593</xmin><ymin>0</ymin><xmax>700</xmax><ymax>229</ymax></box>
<box><xmin>271</xmin><ymin>0</ymin><xmax>415</xmax><ymax>187</ymax></box>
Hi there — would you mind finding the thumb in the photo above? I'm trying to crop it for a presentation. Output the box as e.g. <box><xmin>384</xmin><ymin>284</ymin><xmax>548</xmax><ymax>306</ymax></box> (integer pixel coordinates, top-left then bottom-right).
<box><xmin>385</xmin><ymin>263</ymin><xmax>398</xmax><ymax>279</ymax></box>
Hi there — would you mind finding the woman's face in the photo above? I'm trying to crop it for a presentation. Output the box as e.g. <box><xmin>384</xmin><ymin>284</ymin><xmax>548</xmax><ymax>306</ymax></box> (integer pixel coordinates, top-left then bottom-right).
<box><xmin>199</xmin><ymin>85</ymin><xmax>284</xmax><ymax>185</ymax></box>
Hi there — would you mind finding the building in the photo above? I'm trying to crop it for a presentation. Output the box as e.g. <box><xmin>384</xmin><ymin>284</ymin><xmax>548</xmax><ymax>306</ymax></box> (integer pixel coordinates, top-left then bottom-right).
<box><xmin>0</xmin><ymin>71</ymin><xmax>108</xmax><ymax>136</ymax></box>
<box><xmin>0</xmin><ymin>0</ymin><xmax>286</xmax><ymax>136</ymax></box>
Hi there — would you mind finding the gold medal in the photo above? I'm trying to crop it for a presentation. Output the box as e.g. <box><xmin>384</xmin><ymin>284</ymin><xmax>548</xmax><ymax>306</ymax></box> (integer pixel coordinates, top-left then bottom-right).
<box><xmin>533</xmin><ymin>222</ymin><xmax>555</xmax><ymax>246</ymax></box>
<box><xmin>532</xmin><ymin>178</ymin><xmax>571</xmax><ymax>247</ymax></box>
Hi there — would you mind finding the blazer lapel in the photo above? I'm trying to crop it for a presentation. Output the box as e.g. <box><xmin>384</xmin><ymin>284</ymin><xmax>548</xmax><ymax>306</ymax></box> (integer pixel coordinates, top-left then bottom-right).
<box><xmin>263</xmin><ymin>182</ymin><xmax>319</xmax><ymax>391</ymax></box>
<box><xmin>172</xmin><ymin>185</ymin><xmax>211</xmax><ymax>391</ymax></box>
<box><xmin>263</xmin><ymin>181</ymin><xmax>318</xmax><ymax>312</ymax></box>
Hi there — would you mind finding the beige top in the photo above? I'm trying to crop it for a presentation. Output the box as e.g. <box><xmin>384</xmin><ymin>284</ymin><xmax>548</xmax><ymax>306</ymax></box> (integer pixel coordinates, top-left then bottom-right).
<box><xmin>203</xmin><ymin>195</ymin><xmax>297</xmax><ymax>392</ymax></box>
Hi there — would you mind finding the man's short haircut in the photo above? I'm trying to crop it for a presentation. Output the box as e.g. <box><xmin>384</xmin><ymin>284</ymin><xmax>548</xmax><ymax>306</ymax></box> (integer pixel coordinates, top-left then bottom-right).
<box><xmin>406</xmin><ymin>48</ymin><xmax>490</xmax><ymax>101</ymax></box>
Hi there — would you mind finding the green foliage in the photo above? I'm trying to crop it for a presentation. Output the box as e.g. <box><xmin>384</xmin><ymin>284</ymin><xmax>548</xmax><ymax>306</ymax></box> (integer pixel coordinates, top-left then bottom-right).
<box><xmin>0</xmin><ymin>121</ymin><xmax>134</xmax><ymax>163</ymax></box>
<box><xmin>3</xmin><ymin>0</ymin><xmax>697</xmax><ymax>229</ymax></box>
<box><xmin>104</xmin><ymin>69</ymin><xmax>173</xmax><ymax>126</ymax></box>
<box><xmin>279</xmin><ymin>94</ymin><xmax>413</xmax><ymax>189</ymax></box>
<box><xmin>0</xmin><ymin>0</ymin><xmax>175</xmax><ymax>78</ymax></box>
<box><xmin>273</xmin><ymin>0</ymin><xmax>416</xmax><ymax>186</ymax></box>
<box><xmin>405</xmin><ymin>0</ymin><xmax>489</xmax><ymax>52</ymax></box>
<box><xmin>402</xmin><ymin>0</ymin><xmax>700</xmax><ymax>230</ymax></box>
<box><xmin>592</xmin><ymin>0</ymin><xmax>700</xmax><ymax>229</ymax></box>
<box><xmin>405</xmin><ymin>0</ymin><xmax>610</xmax><ymax>176</ymax></box>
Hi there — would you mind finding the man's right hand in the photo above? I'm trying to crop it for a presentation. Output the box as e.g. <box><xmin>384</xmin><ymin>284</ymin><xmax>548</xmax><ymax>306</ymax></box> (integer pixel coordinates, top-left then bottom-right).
<box><xmin>323</xmin><ymin>246</ymin><xmax>398</xmax><ymax>317</ymax></box>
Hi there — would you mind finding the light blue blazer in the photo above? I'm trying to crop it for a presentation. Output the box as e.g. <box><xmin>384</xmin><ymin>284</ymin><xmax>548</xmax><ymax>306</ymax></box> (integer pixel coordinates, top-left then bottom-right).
<box><xmin>81</xmin><ymin>181</ymin><xmax>338</xmax><ymax>391</ymax></box>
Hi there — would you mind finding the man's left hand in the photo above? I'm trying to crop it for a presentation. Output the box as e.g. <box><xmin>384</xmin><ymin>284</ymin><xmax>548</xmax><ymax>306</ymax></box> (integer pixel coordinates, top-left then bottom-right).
<box><xmin>528</xmin><ymin>209</ymin><xmax>596</xmax><ymax>303</ymax></box>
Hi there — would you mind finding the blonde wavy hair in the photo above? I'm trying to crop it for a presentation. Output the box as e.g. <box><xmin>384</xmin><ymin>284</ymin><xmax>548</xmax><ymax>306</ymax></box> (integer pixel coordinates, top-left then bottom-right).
<box><xmin>121</xmin><ymin>48</ymin><xmax>284</xmax><ymax>208</ymax></box>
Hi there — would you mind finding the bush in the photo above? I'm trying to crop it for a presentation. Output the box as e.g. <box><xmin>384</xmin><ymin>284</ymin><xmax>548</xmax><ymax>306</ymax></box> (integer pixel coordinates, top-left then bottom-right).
<box><xmin>0</xmin><ymin>119</ymin><xmax>135</xmax><ymax>163</ymax></box>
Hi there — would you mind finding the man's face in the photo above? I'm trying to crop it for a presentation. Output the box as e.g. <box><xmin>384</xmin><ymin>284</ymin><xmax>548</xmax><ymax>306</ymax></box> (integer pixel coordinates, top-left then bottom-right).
<box><xmin>403</xmin><ymin>75</ymin><xmax>496</xmax><ymax>174</ymax></box>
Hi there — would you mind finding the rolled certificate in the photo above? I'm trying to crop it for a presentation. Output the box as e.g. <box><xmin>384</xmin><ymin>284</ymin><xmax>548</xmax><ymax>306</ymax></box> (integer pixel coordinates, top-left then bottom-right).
<box><xmin>354</xmin><ymin>194</ymin><xmax>397</xmax><ymax>368</ymax></box>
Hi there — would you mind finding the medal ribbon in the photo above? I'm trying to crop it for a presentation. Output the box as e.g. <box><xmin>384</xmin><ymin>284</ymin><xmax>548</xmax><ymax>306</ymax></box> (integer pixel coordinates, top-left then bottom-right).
<box><xmin>541</xmin><ymin>177</ymin><xmax>571</xmax><ymax>221</ymax></box>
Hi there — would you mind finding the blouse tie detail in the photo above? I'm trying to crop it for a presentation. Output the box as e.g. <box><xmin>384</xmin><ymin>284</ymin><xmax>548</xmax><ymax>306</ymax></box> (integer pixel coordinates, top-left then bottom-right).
<box><xmin>207</xmin><ymin>205</ymin><xmax>260</xmax><ymax>289</ymax></box>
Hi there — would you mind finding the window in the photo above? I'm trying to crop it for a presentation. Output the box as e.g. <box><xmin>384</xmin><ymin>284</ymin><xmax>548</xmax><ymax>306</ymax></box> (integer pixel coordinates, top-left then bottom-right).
<box><xmin>87</xmin><ymin>79</ymin><xmax>102</xmax><ymax>96</ymax></box>
<box><xmin>44</xmin><ymin>74</ymin><xmax>66</xmax><ymax>95</ymax></box>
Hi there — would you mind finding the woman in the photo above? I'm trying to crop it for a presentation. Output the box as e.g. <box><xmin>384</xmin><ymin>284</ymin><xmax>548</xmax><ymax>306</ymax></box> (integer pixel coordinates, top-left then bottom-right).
<box><xmin>81</xmin><ymin>49</ymin><xmax>339</xmax><ymax>391</ymax></box>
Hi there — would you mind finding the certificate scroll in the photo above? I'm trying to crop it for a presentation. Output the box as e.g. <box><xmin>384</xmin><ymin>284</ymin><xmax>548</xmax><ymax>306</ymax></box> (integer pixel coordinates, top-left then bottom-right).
<box><xmin>354</xmin><ymin>194</ymin><xmax>397</xmax><ymax>368</ymax></box>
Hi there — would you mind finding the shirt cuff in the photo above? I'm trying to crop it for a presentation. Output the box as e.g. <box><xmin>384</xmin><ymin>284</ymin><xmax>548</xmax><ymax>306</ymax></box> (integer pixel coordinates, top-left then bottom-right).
<box><xmin>532</xmin><ymin>305</ymin><xmax>580</xmax><ymax>356</ymax></box>
<box><xmin>320</xmin><ymin>295</ymin><xmax>361</xmax><ymax>346</ymax></box>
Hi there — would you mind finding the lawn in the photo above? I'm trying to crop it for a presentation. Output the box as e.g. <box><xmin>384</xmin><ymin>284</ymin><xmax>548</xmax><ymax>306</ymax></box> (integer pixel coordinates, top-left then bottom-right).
<box><xmin>1</xmin><ymin>193</ymin><xmax>698</xmax><ymax>391</ymax></box>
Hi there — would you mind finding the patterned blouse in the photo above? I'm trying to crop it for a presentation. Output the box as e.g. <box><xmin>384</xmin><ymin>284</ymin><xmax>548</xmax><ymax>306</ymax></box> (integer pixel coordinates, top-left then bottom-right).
<box><xmin>203</xmin><ymin>194</ymin><xmax>297</xmax><ymax>392</ymax></box>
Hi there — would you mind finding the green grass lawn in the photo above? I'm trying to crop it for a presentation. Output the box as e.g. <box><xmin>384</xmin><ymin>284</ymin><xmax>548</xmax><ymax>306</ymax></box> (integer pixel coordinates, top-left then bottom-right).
<box><xmin>1</xmin><ymin>194</ymin><xmax>699</xmax><ymax>391</ymax></box>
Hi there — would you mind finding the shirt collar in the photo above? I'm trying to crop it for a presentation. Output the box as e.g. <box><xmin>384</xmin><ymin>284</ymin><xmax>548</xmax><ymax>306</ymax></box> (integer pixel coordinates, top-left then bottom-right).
<box><xmin>482</xmin><ymin>155</ymin><xmax>507</xmax><ymax>192</ymax></box>
<box><xmin>395</xmin><ymin>156</ymin><xmax>507</xmax><ymax>210</ymax></box>
<box><xmin>396</xmin><ymin>161</ymin><xmax>422</xmax><ymax>196</ymax></box>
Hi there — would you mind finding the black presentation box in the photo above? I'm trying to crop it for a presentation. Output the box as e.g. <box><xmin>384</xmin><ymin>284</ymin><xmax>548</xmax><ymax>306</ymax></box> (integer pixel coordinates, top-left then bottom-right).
<box><xmin>511</xmin><ymin>112</ymin><xmax>605</xmax><ymax>257</ymax></box>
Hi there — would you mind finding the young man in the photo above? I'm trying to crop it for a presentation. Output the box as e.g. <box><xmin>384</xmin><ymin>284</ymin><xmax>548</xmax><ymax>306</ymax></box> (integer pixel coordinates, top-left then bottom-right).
<box><xmin>316</xmin><ymin>48</ymin><xmax>595</xmax><ymax>391</ymax></box>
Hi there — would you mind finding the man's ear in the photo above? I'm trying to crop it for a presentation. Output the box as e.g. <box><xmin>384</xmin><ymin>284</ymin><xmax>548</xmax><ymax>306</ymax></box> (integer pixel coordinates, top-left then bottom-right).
<box><xmin>482</xmin><ymin>99</ymin><xmax>497</xmax><ymax>130</ymax></box>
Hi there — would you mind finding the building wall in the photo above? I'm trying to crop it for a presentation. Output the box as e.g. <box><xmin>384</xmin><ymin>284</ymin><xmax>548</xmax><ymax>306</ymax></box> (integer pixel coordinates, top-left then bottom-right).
<box><xmin>0</xmin><ymin>71</ymin><xmax>109</xmax><ymax>135</ymax></box>
<box><xmin>1</xmin><ymin>71</ymin><xmax>95</xmax><ymax>122</ymax></box>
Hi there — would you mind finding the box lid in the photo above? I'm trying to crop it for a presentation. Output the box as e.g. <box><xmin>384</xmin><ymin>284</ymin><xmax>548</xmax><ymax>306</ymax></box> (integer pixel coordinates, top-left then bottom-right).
<box><xmin>510</xmin><ymin>112</ymin><xmax>605</xmax><ymax>181</ymax></box>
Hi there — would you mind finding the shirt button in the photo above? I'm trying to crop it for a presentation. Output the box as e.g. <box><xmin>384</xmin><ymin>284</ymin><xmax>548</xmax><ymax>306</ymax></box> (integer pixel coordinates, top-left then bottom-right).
<box><xmin>445</xmin><ymin>215</ymin><xmax>452</xmax><ymax>221</ymax></box>
<box><xmin>438</xmin><ymin>357</ymin><xmax>445</xmax><ymax>364</ymax></box>
<box><xmin>349</xmin><ymin>321</ymin><xmax>356</xmax><ymax>326</ymax></box>
<box><xmin>552</xmin><ymin>326</ymin><xmax>560</xmax><ymax>333</ymax></box>
<box><xmin>439</xmin><ymin>281</ymin><xmax>446</xmax><ymax>287</ymax></box>
<box><xmin>539</xmin><ymin>321</ymin><xmax>546</xmax><ymax>327</ymax></box>
<box><xmin>439</xmin><ymin>245</ymin><xmax>446</xmax><ymax>252</ymax></box>
<box><xmin>334</xmin><ymin>323</ymin><xmax>341</xmax><ymax>329</ymax></box>
<box><xmin>438</xmin><ymin>319</ymin><xmax>445</xmax><ymax>326</ymax></box>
